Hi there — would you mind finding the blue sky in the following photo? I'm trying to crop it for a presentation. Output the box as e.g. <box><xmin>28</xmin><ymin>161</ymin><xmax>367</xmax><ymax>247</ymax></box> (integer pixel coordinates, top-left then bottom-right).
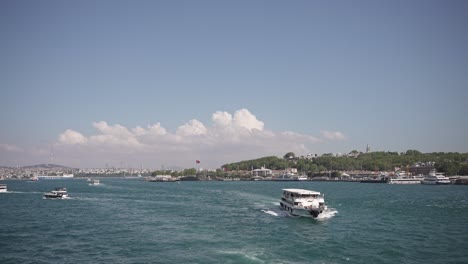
<box><xmin>1</xmin><ymin>0</ymin><xmax>467</xmax><ymax>168</ymax></box>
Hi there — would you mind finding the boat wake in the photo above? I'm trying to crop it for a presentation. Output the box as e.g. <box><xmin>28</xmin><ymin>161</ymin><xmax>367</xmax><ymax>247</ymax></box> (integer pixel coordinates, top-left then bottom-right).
<box><xmin>261</xmin><ymin>208</ymin><xmax>289</xmax><ymax>217</ymax></box>
<box><xmin>316</xmin><ymin>208</ymin><xmax>338</xmax><ymax>220</ymax></box>
<box><xmin>1</xmin><ymin>191</ymin><xmax>42</xmax><ymax>194</ymax></box>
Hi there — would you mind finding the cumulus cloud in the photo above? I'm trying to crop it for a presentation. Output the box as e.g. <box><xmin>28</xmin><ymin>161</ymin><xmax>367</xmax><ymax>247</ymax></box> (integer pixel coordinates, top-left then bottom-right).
<box><xmin>58</xmin><ymin>130</ymin><xmax>87</xmax><ymax>145</ymax></box>
<box><xmin>320</xmin><ymin>130</ymin><xmax>346</xmax><ymax>140</ymax></box>
<box><xmin>176</xmin><ymin>119</ymin><xmax>208</xmax><ymax>136</ymax></box>
<box><xmin>233</xmin><ymin>108</ymin><xmax>264</xmax><ymax>131</ymax></box>
<box><xmin>53</xmin><ymin>109</ymin><xmax>346</xmax><ymax>168</ymax></box>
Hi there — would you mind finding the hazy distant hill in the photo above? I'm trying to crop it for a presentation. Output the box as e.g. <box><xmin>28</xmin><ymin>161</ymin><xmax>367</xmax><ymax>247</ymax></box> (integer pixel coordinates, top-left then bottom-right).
<box><xmin>21</xmin><ymin>164</ymin><xmax>72</xmax><ymax>169</ymax></box>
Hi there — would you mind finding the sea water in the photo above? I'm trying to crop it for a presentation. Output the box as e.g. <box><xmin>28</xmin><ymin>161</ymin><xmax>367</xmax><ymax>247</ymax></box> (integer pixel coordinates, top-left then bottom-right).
<box><xmin>1</xmin><ymin>179</ymin><xmax>468</xmax><ymax>263</ymax></box>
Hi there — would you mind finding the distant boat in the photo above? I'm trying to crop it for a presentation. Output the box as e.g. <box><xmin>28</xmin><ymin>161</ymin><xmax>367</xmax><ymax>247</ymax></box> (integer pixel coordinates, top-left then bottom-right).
<box><xmin>146</xmin><ymin>175</ymin><xmax>178</xmax><ymax>182</ymax></box>
<box><xmin>28</xmin><ymin>176</ymin><xmax>39</xmax><ymax>182</ymax></box>
<box><xmin>43</xmin><ymin>188</ymin><xmax>69</xmax><ymax>199</ymax></box>
<box><xmin>387</xmin><ymin>171</ymin><xmax>422</xmax><ymax>184</ymax></box>
<box><xmin>37</xmin><ymin>174</ymin><xmax>74</xmax><ymax>180</ymax></box>
<box><xmin>422</xmin><ymin>170</ymin><xmax>451</xmax><ymax>185</ymax></box>
<box><xmin>89</xmin><ymin>179</ymin><xmax>100</xmax><ymax>186</ymax></box>
<box><xmin>0</xmin><ymin>184</ymin><xmax>7</xmax><ymax>193</ymax></box>
<box><xmin>273</xmin><ymin>173</ymin><xmax>308</xmax><ymax>181</ymax></box>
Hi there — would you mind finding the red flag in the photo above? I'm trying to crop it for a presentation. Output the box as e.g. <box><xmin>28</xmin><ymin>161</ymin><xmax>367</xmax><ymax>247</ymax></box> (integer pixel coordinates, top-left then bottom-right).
<box><xmin>196</xmin><ymin>160</ymin><xmax>200</xmax><ymax>164</ymax></box>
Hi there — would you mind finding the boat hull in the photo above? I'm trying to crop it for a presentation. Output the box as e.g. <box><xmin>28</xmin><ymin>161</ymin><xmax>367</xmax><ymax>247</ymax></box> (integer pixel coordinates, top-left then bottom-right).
<box><xmin>279</xmin><ymin>202</ymin><xmax>323</xmax><ymax>218</ymax></box>
<box><xmin>422</xmin><ymin>181</ymin><xmax>451</xmax><ymax>185</ymax></box>
<box><xmin>43</xmin><ymin>194</ymin><xmax>68</xmax><ymax>199</ymax></box>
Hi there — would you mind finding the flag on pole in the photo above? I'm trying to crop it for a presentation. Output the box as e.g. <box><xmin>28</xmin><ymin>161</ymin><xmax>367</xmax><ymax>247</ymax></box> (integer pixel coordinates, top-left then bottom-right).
<box><xmin>196</xmin><ymin>160</ymin><xmax>200</xmax><ymax>164</ymax></box>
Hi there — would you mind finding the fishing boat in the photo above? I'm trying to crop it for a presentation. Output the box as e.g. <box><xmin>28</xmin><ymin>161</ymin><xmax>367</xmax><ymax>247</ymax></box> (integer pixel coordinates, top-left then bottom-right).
<box><xmin>279</xmin><ymin>188</ymin><xmax>327</xmax><ymax>218</ymax></box>
<box><xmin>43</xmin><ymin>187</ymin><xmax>69</xmax><ymax>199</ymax></box>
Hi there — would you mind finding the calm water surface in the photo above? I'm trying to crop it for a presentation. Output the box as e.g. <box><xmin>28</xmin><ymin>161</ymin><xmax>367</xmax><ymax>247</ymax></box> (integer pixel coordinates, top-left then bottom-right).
<box><xmin>1</xmin><ymin>179</ymin><xmax>468</xmax><ymax>263</ymax></box>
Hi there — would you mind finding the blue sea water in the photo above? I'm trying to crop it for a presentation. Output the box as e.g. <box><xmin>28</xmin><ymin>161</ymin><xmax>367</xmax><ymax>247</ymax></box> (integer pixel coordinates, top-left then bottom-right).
<box><xmin>1</xmin><ymin>179</ymin><xmax>468</xmax><ymax>264</ymax></box>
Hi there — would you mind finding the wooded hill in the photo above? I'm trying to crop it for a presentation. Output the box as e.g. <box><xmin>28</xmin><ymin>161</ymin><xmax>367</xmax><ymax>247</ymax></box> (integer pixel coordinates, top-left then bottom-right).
<box><xmin>221</xmin><ymin>150</ymin><xmax>468</xmax><ymax>176</ymax></box>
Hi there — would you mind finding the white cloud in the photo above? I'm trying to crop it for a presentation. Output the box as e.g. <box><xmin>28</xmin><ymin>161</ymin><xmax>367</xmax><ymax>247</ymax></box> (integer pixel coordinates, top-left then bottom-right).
<box><xmin>320</xmin><ymin>130</ymin><xmax>346</xmax><ymax>140</ymax></box>
<box><xmin>52</xmin><ymin>109</ymin><xmax>345</xmax><ymax>168</ymax></box>
<box><xmin>176</xmin><ymin>119</ymin><xmax>208</xmax><ymax>136</ymax></box>
<box><xmin>212</xmin><ymin>111</ymin><xmax>232</xmax><ymax>127</ymax></box>
<box><xmin>0</xmin><ymin>143</ymin><xmax>23</xmax><ymax>152</ymax></box>
<box><xmin>232</xmin><ymin>108</ymin><xmax>264</xmax><ymax>131</ymax></box>
<box><xmin>58</xmin><ymin>130</ymin><xmax>87</xmax><ymax>145</ymax></box>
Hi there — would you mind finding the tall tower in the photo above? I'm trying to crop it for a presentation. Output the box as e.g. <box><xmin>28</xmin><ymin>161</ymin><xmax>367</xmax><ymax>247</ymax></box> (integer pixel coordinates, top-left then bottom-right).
<box><xmin>366</xmin><ymin>144</ymin><xmax>370</xmax><ymax>153</ymax></box>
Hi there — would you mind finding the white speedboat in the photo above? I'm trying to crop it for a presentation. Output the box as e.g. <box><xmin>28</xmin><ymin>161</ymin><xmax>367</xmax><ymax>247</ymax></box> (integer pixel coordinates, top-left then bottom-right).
<box><xmin>43</xmin><ymin>188</ymin><xmax>69</xmax><ymax>199</ymax></box>
<box><xmin>279</xmin><ymin>189</ymin><xmax>327</xmax><ymax>218</ymax></box>
<box><xmin>422</xmin><ymin>170</ymin><xmax>451</xmax><ymax>185</ymax></box>
<box><xmin>89</xmin><ymin>179</ymin><xmax>100</xmax><ymax>186</ymax></box>
<box><xmin>0</xmin><ymin>184</ymin><xmax>7</xmax><ymax>193</ymax></box>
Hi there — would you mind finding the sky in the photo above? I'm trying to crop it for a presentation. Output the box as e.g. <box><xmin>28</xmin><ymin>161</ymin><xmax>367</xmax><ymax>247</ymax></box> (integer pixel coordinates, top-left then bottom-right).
<box><xmin>1</xmin><ymin>0</ymin><xmax>467</xmax><ymax>169</ymax></box>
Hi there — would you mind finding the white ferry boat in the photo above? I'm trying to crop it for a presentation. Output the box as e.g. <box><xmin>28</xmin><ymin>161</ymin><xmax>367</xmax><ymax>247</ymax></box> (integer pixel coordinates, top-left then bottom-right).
<box><xmin>422</xmin><ymin>170</ymin><xmax>451</xmax><ymax>185</ymax></box>
<box><xmin>43</xmin><ymin>187</ymin><xmax>69</xmax><ymax>199</ymax></box>
<box><xmin>388</xmin><ymin>176</ymin><xmax>423</xmax><ymax>184</ymax></box>
<box><xmin>279</xmin><ymin>189</ymin><xmax>327</xmax><ymax>218</ymax></box>
<box><xmin>0</xmin><ymin>184</ymin><xmax>7</xmax><ymax>193</ymax></box>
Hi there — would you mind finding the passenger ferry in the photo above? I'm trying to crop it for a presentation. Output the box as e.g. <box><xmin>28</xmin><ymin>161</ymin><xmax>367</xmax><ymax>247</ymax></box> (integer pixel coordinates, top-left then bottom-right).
<box><xmin>0</xmin><ymin>184</ymin><xmax>7</xmax><ymax>193</ymax></box>
<box><xmin>422</xmin><ymin>170</ymin><xmax>451</xmax><ymax>185</ymax></box>
<box><xmin>43</xmin><ymin>188</ymin><xmax>69</xmax><ymax>199</ymax></box>
<box><xmin>388</xmin><ymin>176</ymin><xmax>423</xmax><ymax>184</ymax></box>
<box><xmin>279</xmin><ymin>189</ymin><xmax>327</xmax><ymax>218</ymax></box>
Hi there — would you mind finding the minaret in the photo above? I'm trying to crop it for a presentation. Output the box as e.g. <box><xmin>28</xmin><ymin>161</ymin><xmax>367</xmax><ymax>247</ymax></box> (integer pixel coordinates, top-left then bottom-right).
<box><xmin>366</xmin><ymin>144</ymin><xmax>370</xmax><ymax>153</ymax></box>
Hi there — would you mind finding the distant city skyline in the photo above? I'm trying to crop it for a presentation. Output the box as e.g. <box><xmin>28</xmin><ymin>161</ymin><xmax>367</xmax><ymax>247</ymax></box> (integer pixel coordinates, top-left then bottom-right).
<box><xmin>1</xmin><ymin>0</ymin><xmax>467</xmax><ymax>169</ymax></box>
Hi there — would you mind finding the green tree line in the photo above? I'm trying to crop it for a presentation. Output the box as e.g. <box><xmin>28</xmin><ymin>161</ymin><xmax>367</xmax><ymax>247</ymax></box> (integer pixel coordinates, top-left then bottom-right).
<box><xmin>221</xmin><ymin>150</ymin><xmax>468</xmax><ymax>176</ymax></box>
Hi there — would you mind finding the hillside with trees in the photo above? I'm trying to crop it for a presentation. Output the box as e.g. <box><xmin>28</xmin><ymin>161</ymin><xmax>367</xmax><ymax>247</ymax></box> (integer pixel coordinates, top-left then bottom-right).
<box><xmin>221</xmin><ymin>150</ymin><xmax>468</xmax><ymax>176</ymax></box>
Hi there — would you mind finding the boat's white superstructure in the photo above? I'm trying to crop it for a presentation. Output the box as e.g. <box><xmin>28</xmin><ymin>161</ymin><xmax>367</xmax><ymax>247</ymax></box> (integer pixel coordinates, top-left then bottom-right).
<box><xmin>0</xmin><ymin>184</ymin><xmax>7</xmax><ymax>193</ymax></box>
<box><xmin>279</xmin><ymin>188</ymin><xmax>327</xmax><ymax>218</ymax></box>
<box><xmin>43</xmin><ymin>188</ymin><xmax>69</xmax><ymax>199</ymax></box>
<box><xmin>422</xmin><ymin>170</ymin><xmax>451</xmax><ymax>185</ymax></box>
<box><xmin>388</xmin><ymin>176</ymin><xmax>423</xmax><ymax>184</ymax></box>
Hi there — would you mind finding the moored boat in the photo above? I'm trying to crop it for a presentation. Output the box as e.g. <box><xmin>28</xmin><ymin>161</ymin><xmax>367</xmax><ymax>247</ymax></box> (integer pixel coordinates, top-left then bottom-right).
<box><xmin>388</xmin><ymin>176</ymin><xmax>423</xmax><ymax>184</ymax></box>
<box><xmin>279</xmin><ymin>188</ymin><xmax>327</xmax><ymax>218</ymax></box>
<box><xmin>43</xmin><ymin>187</ymin><xmax>69</xmax><ymax>199</ymax></box>
<box><xmin>146</xmin><ymin>175</ymin><xmax>178</xmax><ymax>182</ymax></box>
<box><xmin>422</xmin><ymin>170</ymin><xmax>451</xmax><ymax>185</ymax></box>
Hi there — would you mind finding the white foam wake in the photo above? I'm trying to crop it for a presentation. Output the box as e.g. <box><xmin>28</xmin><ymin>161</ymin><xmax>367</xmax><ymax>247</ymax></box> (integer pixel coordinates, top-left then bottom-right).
<box><xmin>316</xmin><ymin>208</ymin><xmax>338</xmax><ymax>220</ymax></box>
